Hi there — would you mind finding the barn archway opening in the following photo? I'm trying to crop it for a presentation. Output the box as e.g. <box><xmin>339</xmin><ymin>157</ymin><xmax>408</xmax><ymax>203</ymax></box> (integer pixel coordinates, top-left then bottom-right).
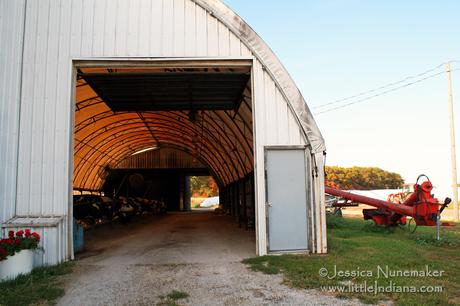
<box><xmin>72</xmin><ymin>60</ymin><xmax>256</xmax><ymax>259</ymax></box>
<box><xmin>189</xmin><ymin>176</ymin><xmax>220</xmax><ymax>211</ymax></box>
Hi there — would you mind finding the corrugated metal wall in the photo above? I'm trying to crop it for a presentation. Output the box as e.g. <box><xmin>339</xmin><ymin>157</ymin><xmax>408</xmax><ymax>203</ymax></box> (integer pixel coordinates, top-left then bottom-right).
<box><xmin>0</xmin><ymin>0</ymin><xmax>26</xmax><ymax>224</ymax></box>
<box><xmin>1</xmin><ymin>0</ymin><xmax>326</xmax><ymax>262</ymax></box>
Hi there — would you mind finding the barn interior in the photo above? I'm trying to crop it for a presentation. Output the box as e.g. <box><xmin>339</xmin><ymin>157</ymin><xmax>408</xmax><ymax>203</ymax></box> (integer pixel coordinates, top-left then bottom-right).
<box><xmin>72</xmin><ymin>61</ymin><xmax>256</xmax><ymax>254</ymax></box>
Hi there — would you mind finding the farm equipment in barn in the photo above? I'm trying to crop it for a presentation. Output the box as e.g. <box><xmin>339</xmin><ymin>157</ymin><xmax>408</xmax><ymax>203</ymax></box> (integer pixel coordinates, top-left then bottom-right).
<box><xmin>325</xmin><ymin>176</ymin><xmax>451</xmax><ymax>227</ymax></box>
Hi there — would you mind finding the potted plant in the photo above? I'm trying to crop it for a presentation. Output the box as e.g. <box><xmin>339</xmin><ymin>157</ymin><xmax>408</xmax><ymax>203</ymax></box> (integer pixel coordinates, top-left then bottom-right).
<box><xmin>0</xmin><ymin>229</ymin><xmax>41</xmax><ymax>281</ymax></box>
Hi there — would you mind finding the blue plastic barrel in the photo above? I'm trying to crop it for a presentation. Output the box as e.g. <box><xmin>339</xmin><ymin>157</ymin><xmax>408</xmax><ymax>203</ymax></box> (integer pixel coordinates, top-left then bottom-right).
<box><xmin>73</xmin><ymin>219</ymin><xmax>84</xmax><ymax>253</ymax></box>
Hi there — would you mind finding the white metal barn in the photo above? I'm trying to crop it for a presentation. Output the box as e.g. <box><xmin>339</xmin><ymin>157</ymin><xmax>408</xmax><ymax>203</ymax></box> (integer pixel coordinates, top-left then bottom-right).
<box><xmin>0</xmin><ymin>0</ymin><xmax>327</xmax><ymax>266</ymax></box>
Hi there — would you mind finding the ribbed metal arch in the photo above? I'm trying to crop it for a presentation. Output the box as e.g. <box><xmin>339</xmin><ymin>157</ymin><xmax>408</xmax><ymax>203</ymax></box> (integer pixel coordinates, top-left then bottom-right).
<box><xmin>75</xmin><ymin>110</ymin><xmax>253</xmax><ymax>173</ymax></box>
<box><xmin>75</xmin><ymin>128</ymin><xmax>235</xmax><ymax>188</ymax></box>
<box><xmin>74</xmin><ymin>115</ymin><xmax>247</xmax><ymax>182</ymax></box>
<box><xmin>75</xmin><ymin>127</ymin><xmax>234</xmax><ymax>187</ymax></box>
<box><xmin>75</xmin><ymin>114</ymin><xmax>252</xmax><ymax>172</ymax></box>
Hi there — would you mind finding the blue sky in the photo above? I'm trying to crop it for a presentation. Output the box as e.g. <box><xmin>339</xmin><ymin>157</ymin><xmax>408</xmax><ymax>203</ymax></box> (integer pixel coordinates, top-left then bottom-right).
<box><xmin>224</xmin><ymin>0</ymin><xmax>460</xmax><ymax>196</ymax></box>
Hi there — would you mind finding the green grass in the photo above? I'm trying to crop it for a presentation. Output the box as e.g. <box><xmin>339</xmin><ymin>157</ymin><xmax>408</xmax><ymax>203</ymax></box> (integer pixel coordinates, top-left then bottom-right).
<box><xmin>243</xmin><ymin>216</ymin><xmax>460</xmax><ymax>305</ymax></box>
<box><xmin>0</xmin><ymin>262</ymin><xmax>74</xmax><ymax>306</ymax></box>
<box><xmin>157</xmin><ymin>290</ymin><xmax>189</xmax><ymax>306</ymax></box>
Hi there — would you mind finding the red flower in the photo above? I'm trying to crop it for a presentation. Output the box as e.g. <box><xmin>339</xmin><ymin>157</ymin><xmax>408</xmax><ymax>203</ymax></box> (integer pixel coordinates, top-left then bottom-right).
<box><xmin>1</xmin><ymin>229</ymin><xmax>41</xmax><ymax>259</ymax></box>
<box><xmin>31</xmin><ymin>232</ymin><xmax>40</xmax><ymax>242</ymax></box>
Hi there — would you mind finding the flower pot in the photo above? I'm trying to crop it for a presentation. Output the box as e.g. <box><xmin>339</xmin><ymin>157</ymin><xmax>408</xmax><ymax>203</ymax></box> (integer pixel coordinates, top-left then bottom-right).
<box><xmin>0</xmin><ymin>250</ymin><xmax>34</xmax><ymax>281</ymax></box>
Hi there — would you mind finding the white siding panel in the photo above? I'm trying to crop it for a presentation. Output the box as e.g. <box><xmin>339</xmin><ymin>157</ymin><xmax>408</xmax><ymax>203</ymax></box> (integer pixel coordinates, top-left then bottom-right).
<box><xmin>55</xmin><ymin>0</ymin><xmax>72</xmax><ymax>215</ymax></box>
<box><xmin>275</xmin><ymin>87</ymin><xmax>288</xmax><ymax>145</ymax></box>
<box><xmin>92</xmin><ymin>0</ymin><xmax>106</xmax><ymax>56</ymax></box>
<box><xmin>115</xmin><ymin>0</ymin><xmax>129</xmax><ymax>55</ymax></box>
<box><xmin>240</xmin><ymin>41</ymin><xmax>252</xmax><ymax>57</ymax></box>
<box><xmin>103</xmin><ymin>0</ymin><xmax>117</xmax><ymax>55</ymax></box>
<box><xmin>127</xmin><ymin>0</ymin><xmax>140</xmax><ymax>56</ymax></box>
<box><xmin>288</xmin><ymin>106</ymin><xmax>304</xmax><ymax>144</ymax></box>
<box><xmin>257</xmin><ymin>69</ymin><xmax>305</xmax><ymax>146</ymax></box>
<box><xmin>70</xmin><ymin>0</ymin><xmax>83</xmax><ymax>56</ymax></box>
<box><xmin>0</xmin><ymin>0</ymin><xmax>26</xmax><ymax>223</ymax></box>
<box><xmin>218</xmin><ymin>22</ymin><xmax>230</xmax><ymax>56</ymax></box>
<box><xmin>81</xmin><ymin>0</ymin><xmax>95</xmax><ymax>56</ymax></box>
<box><xmin>16</xmin><ymin>0</ymin><xmax>38</xmax><ymax>216</ymax></box>
<box><xmin>173</xmin><ymin>0</ymin><xmax>186</xmax><ymax>56</ymax></box>
<box><xmin>184</xmin><ymin>0</ymin><xmax>196</xmax><ymax>56</ymax></box>
<box><xmin>229</xmin><ymin>31</ymin><xmax>240</xmax><ymax>56</ymax></box>
<box><xmin>162</xmin><ymin>0</ymin><xmax>174</xmax><ymax>56</ymax></box>
<box><xmin>138</xmin><ymin>0</ymin><xmax>152</xmax><ymax>55</ymax></box>
<box><xmin>206</xmin><ymin>14</ymin><xmax>218</xmax><ymax>56</ymax></box>
<box><xmin>263</xmin><ymin>70</ymin><xmax>277</xmax><ymax>144</ymax></box>
<box><xmin>149</xmin><ymin>0</ymin><xmax>163</xmax><ymax>55</ymax></box>
<box><xmin>26</xmin><ymin>0</ymin><xmax>50</xmax><ymax>215</ymax></box>
<box><xmin>41</xmin><ymin>0</ymin><xmax>61</xmax><ymax>215</ymax></box>
<box><xmin>195</xmin><ymin>4</ymin><xmax>207</xmax><ymax>56</ymax></box>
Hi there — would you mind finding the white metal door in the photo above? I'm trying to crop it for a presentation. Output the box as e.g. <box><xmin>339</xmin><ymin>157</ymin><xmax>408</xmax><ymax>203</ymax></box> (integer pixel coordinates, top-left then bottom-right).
<box><xmin>266</xmin><ymin>148</ymin><xmax>308</xmax><ymax>252</ymax></box>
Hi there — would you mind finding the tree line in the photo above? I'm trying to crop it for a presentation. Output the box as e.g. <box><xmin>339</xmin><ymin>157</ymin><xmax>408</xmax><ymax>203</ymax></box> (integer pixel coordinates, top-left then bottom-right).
<box><xmin>325</xmin><ymin>166</ymin><xmax>404</xmax><ymax>190</ymax></box>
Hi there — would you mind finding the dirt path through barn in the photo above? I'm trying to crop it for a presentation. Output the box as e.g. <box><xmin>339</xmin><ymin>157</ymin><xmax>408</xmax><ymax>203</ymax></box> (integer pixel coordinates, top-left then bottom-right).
<box><xmin>57</xmin><ymin>212</ymin><xmax>363</xmax><ymax>306</ymax></box>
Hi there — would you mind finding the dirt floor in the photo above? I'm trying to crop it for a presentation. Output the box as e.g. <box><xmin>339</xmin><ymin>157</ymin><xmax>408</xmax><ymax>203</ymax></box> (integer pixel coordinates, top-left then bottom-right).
<box><xmin>57</xmin><ymin>212</ymin><xmax>364</xmax><ymax>306</ymax></box>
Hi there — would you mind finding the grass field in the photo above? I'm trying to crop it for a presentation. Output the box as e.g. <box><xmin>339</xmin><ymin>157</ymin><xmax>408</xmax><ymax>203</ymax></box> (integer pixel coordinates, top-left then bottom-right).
<box><xmin>244</xmin><ymin>216</ymin><xmax>460</xmax><ymax>305</ymax></box>
<box><xmin>0</xmin><ymin>262</ymin><xmax>74</xmax><ymax>306</ymax></box>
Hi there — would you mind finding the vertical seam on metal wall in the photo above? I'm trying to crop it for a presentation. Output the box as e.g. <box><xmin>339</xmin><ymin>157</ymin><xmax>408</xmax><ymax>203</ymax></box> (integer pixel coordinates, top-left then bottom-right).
<box><xmin>40</xmin><ymin>0</ymin><xmax>52</xmax><ymax>216</ymax></box>
<box><xmin>68</xmin><ymin>65</ymin><xmax>77</xmax><ymax>260</ymax></box>
<box><xmin>14</xmin><ymin>0</ymin><xmax>28</xmax><ymax>217</ymax></box>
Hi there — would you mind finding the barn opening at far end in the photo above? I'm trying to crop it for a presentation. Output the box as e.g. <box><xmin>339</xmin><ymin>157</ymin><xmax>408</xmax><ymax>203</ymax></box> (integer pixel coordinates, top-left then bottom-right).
<box><xmin>72</xmin><ymin>60</ymin><xmax>256</xmax><ymax>260</ymax></box>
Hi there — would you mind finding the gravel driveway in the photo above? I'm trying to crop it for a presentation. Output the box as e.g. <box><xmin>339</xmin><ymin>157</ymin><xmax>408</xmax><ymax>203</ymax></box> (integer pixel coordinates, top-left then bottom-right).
<box><xmin>57</xmin><ymin>212</ymin><xmax>363</xmax><ymax>306</ymax></box>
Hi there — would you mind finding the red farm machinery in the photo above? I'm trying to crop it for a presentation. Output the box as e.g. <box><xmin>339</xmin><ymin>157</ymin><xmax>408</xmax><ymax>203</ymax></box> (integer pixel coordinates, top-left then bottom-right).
<box><xmin>325</xmin><ymin>175</ymin><xmax>451</xmax><ymax>227</ymax></box>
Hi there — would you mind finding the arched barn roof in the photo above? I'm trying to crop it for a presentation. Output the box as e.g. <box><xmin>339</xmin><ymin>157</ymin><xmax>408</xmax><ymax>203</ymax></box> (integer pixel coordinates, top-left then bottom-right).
<box><xmin>73</xmin><ymin>0</ymin><xmax>325</xmax><ymax>191</ymax></box>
